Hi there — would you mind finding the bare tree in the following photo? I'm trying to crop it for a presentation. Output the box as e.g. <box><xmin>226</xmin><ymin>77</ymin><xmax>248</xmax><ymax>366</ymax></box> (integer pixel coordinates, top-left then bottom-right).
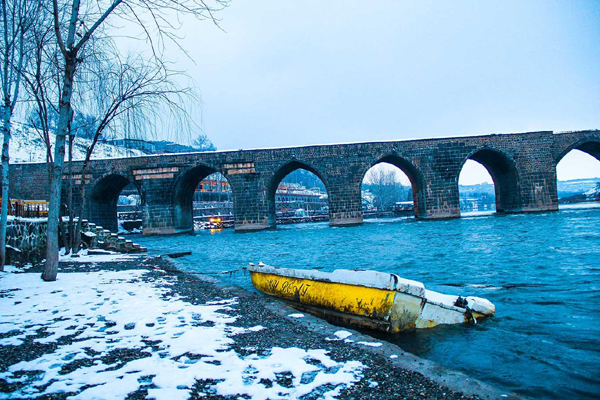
<box><xmin>41</xmin><ymin>0</ymin><xmax>228</xmax><ymax>281</ymax></box>
<box><xmin>69</xmin><ymin>52</ymin><xmax>194</xmax><ymax>253</ymax></box>
<box><xmin>0</xmin><ymin>0</ymin><xmax>39</xmax><ymax>270</ymax></box>
<box><xmin>365</xmin><ymin>167</ymin><xmax>402</xmax><ymax>212</ymax></box>
<box><xmin>193</xmin><ymin>132</ymin><xmax>216</xmax><ymax>151</ymax></box>
<box><xmin>21</xmin><ymin>11</ymin><xmax>61</xmax><ymax>177</ymax></box>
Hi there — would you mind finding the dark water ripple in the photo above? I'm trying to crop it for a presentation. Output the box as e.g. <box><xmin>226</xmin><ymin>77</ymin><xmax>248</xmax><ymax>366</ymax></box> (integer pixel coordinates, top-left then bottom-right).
<box><xmin>134</xmin><ymin>204</ymin><xmax>600</xmax><ymax>399</ymax></box>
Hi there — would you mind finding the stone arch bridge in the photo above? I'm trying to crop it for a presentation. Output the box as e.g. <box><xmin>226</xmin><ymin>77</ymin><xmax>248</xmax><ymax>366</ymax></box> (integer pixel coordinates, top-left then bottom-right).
<box><xmin>9</xmin><ymin>129</ymin><xmax>600</xmax><ymax>235</ymax></box>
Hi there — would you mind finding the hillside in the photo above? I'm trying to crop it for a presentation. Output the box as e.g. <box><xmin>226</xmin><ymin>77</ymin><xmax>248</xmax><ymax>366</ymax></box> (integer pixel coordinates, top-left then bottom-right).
<box><xmin>9</xmin><ymin>123</ymin><xmax>144</xmax><ymax>164</ymax></box>
<box><xmin>557</xmin><ymin>178</ymin><xmax>600</xmax><ymax>197</ymax></box>
<box><xmin>558</xmin><ymin>178</ymin><xmax>600</xmax><ymax>203</ymax></box>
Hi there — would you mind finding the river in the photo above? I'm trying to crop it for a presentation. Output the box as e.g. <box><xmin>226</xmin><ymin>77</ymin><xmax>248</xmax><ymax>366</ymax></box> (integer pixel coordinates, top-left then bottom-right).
<box><xmin>133</xmin><ymin>204</ymin><xmax>600</xmax><ymax>399</ymax></box>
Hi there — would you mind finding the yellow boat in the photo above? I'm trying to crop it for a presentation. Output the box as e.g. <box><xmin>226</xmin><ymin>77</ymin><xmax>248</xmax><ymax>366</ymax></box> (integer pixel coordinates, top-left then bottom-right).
<box><xmin>248</xmin><ymin>263</ymin><xmax>495</xmax><ymax>333</ymax></box>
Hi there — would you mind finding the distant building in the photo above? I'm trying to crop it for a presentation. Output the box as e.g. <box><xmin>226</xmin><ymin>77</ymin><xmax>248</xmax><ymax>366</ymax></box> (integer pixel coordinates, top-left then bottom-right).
<box><xmin>105</xmin><ymin>138</ymin><xmax>157</xmax><ymax>153</ymax></box>
<box><xmin>395</xmin><ymin>201</ymin><xmax>414</xmax><ymax>212</ymax></box>
<box><xmin>198</xmin><ymin>179</ymin><xmax>230</xmax><ymax>192</ymax></box>
<box><xmin>460</xmin><ymin>196</ymin><xmax>495</xmax><ymax>212</ymax></box>
<box><xmin>152</xmin><ymin>141</ymin><xmax>198</xmax><ymax>154</ymax></box>
<box><xmin>275</xmin><ymin>184</ymin><xmax>328</xmax><ymax>214</ymax></box>
<box><xmin>194</xmin><ymin>179</ymin><xmax>231</xmax><ymax>203</ymax></box>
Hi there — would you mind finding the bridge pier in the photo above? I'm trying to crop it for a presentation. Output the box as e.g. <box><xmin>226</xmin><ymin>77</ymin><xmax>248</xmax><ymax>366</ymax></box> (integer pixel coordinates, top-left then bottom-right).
<box><xmin>328</xmin><ymin>176</ymin><xmax>363</xmax><ymax>227</ymax></box>
<box><xmin>414</xmin><ymin>169</ymin><xmax>461</xmax><ymax>220</ymax></box>
<box><xmin>231</xmin><ymin>173</ymin><xmax>272</xmax><ymax>232</ymax></box>
<box><xmin>137</xmin><ymin>172</ymin><xmax>180</xmax><ymax>236</ymax></box>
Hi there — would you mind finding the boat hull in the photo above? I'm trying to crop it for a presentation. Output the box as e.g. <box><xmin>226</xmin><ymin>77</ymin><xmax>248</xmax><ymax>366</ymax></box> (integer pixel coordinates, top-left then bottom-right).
<box><xmin>249</xmin><ymin>266</ymin><xmax>494</xmax><ymax>333</ymax></box>
<box><xmin>251</xmin><ymin>271</ymin><xmax>428</xmax><ymax>332</ymax></box>
<box><xmin>250</xmin><ymin>271</ymin><xmax>396</xmax><ymax>319</ymax></box>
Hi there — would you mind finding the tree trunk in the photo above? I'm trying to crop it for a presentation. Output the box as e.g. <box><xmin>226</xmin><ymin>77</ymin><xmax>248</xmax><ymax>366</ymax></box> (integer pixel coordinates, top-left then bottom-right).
<box><xmin>0</xmin><ymin>104</ymin><xmax>11</xmax><ymax>271</ymax></box>
<box><xmin>42</xmin><ymin>57</ymin><xmax>76</xmax><ymax>282</ymax></box>
<box><xmin>73</xmin><ymin>157</ymin><xmax>91</xmax><ymax>254</ymax></box>
<box><xmin>64</xmin><ymin>135</ymin><xmax>73</xmax><ymax>254</ymax></box>
<box><xmin>73</xmin><ymin>178</ymin><xmax>85</xmax><ymax>254</ymax></box>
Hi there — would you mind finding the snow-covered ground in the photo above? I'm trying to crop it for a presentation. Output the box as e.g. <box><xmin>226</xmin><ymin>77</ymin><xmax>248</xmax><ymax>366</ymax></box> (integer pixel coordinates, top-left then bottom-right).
<box><xmin>58</xmin><ymin>248</ymin><xmax>141</xmax><ymax>263</ymax></box>
<box><xmin>0</xmin><ymin>268</ymin><xmax>365</xmax><ymax>399</ymax></box>
<box><xmin>9</xmin><ymin>123</ymin><xmax>145</xmax><ymax>163</ymax></box>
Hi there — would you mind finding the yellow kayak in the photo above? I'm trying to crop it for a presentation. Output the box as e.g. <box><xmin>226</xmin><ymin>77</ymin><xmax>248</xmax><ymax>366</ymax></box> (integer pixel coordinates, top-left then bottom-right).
<box><xmin>248</xmin><ymin>263</ymin><xmax>495</xmax><ymax>333</ymax></box>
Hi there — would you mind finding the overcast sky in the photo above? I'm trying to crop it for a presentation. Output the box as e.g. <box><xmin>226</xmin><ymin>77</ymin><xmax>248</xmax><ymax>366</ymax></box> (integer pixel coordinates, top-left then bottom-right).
<box><xmin>163</xmin><ymin>1</ymin><xmax>600</xmax><ymax>184</ymax></box>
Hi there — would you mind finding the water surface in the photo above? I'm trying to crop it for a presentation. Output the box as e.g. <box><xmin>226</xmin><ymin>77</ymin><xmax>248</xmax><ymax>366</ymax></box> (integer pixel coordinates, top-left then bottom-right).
<box><xmin>134</xmin><ymin>204</ymin><xmax>600</xmax><ymax>399</ymax></box>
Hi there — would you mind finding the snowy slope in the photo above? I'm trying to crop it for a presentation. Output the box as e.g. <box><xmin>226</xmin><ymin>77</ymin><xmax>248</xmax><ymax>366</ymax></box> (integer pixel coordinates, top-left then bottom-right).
<box><xmin>584</xmin><ymin>186</ymin><xmax>600</xmax><ymax>199</ymax></box>
<box><xmin>8</xmin><ymin>123</ymin><xmax>145</xmax><ymax>163</ymax></box>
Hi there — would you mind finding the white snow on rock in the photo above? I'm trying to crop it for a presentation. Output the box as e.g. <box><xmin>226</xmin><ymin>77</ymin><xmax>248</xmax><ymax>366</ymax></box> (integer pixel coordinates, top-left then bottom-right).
<box><xmin>334</xmin><ymin>331</ymin><xmax>353</xmax><ymax>340</ymax></box>
<box><xmin>248</xmin><ymin>325</ymin><xmax>265</xmax><ymax>332</ymax></box>
<box><xmin>288</xmin><ymin>313</ymin><xmax>305</xmax><ymax>318</ymax></box>
<box><xmin>9</xmin><ymin>123</ymin><xmax>145</xmax><ymax>164</ymax></box>
<box><xmin>0</xmin><ymin>270</ymin><xmax>365</xmax><ymax>399</ymax></box>
<box><xmin>1</xmin><ymin>265</ymin><xmax>24</xmax><ymax>273</ymax></box>
<box><xmin>357</xmin><ymin>341</ymin><xmax>383</xmax><ymax>348</ymax></box>
<box><xmin>325</xmin><ymin>330</ymin><xmax>354</xmax><ymax>342</ymax></box>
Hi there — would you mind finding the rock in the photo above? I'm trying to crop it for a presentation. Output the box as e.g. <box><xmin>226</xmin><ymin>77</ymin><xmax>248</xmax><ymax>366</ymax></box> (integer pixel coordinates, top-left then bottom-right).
<box><xmin>165</xmin><ymin>251</ymin><xmax>192</xmax><ymax>259</ymax></box>
<box><xmin>88</xmin><ymin>250</ymin><xmax>112</xmax><ymax>256</ymax></box>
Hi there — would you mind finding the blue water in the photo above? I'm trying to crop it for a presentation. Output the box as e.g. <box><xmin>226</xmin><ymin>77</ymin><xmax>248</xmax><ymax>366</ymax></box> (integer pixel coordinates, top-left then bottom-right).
<box><xmin>134</xmin><ymin>204</ymin><xmax>600</xmax><ymax>399</ymax></box>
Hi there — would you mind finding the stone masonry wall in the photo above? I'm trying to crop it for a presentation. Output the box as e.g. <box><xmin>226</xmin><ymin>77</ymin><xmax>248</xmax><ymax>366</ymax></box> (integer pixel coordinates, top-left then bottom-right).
<box><xmin>7</xmin><ymin>130</ymin><xmax>600</xmax><ymax>235</ymax></box>
<box><xmin>5</xmin><ymin>218</ymin><xmax>48</xmax><ymax>265</ymax></box>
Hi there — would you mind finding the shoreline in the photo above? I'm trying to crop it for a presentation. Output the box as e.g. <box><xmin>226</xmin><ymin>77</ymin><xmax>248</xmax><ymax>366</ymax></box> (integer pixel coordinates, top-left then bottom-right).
<box><xmin>168</xmin><ymin>257</ymin><xmax>517</xmax><ymax>400</ymax></box>
<box><xmin>1</xmin><ymin>254</ymin><xmax>519</xmax><ymax>399</ymax></box>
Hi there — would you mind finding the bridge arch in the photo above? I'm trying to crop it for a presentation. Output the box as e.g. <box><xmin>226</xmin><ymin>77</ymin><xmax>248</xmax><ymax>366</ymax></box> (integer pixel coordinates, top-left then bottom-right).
<box><xmin>266</xmin><ymin>160</ymin><xmax>330</xmax><ymax>226</ymax></box>
<box><xmin>457</xmin><ymin>147</ymin><xmax>521</xmax><ymax>214</ymax></box>
<box><xmin>555</xmin><ymin>136</ymin><xmax>600</xmax><ymax>204</ymax></box>
<box><xmin>172</xmin><ymin>164</ymin><xmax>232</xmax><ymax>233</ymax></box>
<box><xmin>555</xmin><ymin>136</ymin><xmax>600</xmax><ymax>165</ymax></box>
<box><xmin>360</xmin><ymin>154</ymin><xmax>426</xmax><ymax>218</ymax></box>
<box><xmin>89</xmin><ymin>173</ymin><xmax>142</xmax><ymax>232</ymax></box>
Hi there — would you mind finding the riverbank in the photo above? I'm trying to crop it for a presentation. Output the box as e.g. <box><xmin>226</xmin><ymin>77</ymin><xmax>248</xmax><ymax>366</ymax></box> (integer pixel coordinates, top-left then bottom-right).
<box><xmin>0</xmin><ymin>254</ymin><xmax>516</xmax><ymax>399</ymax></box>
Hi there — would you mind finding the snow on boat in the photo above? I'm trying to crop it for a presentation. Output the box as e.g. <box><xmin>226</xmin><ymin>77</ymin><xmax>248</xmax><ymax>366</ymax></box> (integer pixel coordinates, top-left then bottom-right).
<box><xmin>248</xmin><ymin>263</ymin><xmax>495</xmax><ymax>332</ymax></box>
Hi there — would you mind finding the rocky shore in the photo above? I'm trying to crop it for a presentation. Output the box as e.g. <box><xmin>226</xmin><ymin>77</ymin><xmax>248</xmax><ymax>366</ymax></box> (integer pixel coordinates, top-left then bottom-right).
<box><xmin>0</xmin><ymin>255</ymin><xmax>517</xmax><ymax>399</ymax></box>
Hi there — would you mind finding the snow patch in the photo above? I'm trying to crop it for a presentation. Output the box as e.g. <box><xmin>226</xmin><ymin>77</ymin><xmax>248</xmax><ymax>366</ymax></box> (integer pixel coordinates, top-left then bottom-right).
<box><xmin>334</xmin><ymin>331</ymin><xmax>353</xmax><ymax>340</ymax></box>
<box><xmin>288</xmin><ymin>313</ymin><xmax>305</xmax><ymax>318</ymax></box>
<box><xmin>58</xmin><ymin>248</ymin><xmax>139</xmax><ymax>263</ymax></box>
<box><xmin>0</xmin><ymin>270</ymin><xmax>365</xmax><ymax>399</ymax></box>
<box><xmin>248</xmin><ymin>325</ymin><xmax>265</xmax><ymax>332</ymax></box>
<box><xmin>357</xmin><ymin>341</ymin><xmax>383</xmax><ymax>348</ymax></box>
<box><xmin>1</xmin><ymin>265</ymin><xmax>23</xmax><ymax>273</ymax></box>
